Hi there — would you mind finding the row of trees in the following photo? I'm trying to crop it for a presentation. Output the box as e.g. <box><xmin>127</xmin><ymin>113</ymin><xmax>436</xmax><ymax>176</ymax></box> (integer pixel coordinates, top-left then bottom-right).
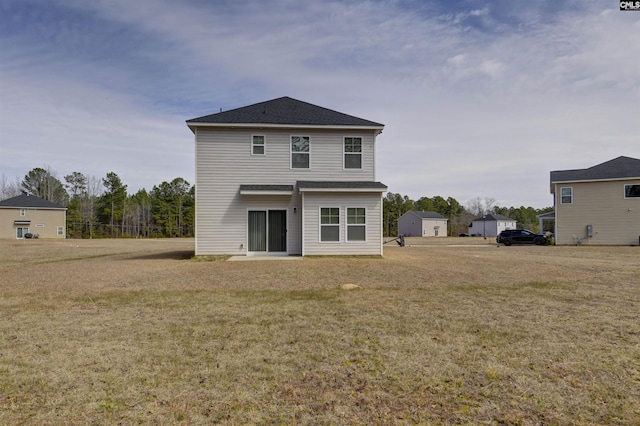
<box><xmin>1</xmin><ymin>167</ymin><xmax>194</xmax><ymax>238</ymax></box>
<box><xmin>2</xmin><ymin>168</ymin><xmax>552</xmax><ymax>239</ymax></box>
<box><xmin>383</xmin><ymin>192</ymin><xmax>552</xmax><ymax>237</ymax></box>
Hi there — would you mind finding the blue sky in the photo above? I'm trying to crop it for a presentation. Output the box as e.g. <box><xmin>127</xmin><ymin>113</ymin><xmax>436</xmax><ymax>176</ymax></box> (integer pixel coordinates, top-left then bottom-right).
<box><xmin>1</xmin><ymin>0</ymin><xmax>638</xmax><ymax>208</ymax></box>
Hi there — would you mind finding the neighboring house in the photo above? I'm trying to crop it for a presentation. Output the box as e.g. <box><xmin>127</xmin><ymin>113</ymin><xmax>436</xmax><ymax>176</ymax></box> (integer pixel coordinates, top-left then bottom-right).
<box><xmin>468</xmin><ymin>214</ymin><xmax>516</xmax><ymax>238</ymax></box>
<box><xmin>398</xmin><ymin>211</ymin><xmax>448</xmax><ymax>237</ymax></box>
<box><xmin>0</xmin><ymin>194</ymin><xmax>67</xmax><ymax>239</ymax></box>
<box><xmin>186</xmin><ymin>96</ymin><xmax>387</xmax><ymax>256</ymax></box>
<box><xmin>550</xmin><ymin>156</ymin><xmax>640</xmax><ymax>245</ymax></box>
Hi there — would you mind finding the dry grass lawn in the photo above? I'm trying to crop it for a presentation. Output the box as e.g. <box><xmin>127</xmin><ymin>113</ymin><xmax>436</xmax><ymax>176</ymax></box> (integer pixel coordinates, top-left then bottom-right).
<box><xmin>0</xmin><ymin>238</ymin><xmax>639</xmax><ymax>425</ymax></box>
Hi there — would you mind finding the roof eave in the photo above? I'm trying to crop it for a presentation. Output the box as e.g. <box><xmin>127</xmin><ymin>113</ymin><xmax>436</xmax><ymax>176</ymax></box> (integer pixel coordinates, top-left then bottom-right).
<box><xmin>551</xmin><ymin>176</ymin><xmax>640</xmax><ymax>185</ymax></box>
<box><xmin>186</xmin><ymin>122</ymin><xmax>384</xmax><ymax>133</ymax></box>
<box><xmin>298</xmin><ymin>187</ymin><xmax>387</xmax><ymax>193</ymax></box>
<box><xmin>240</xmin><ymin>190</ymin><xmax>294</xmax><ymax>196</ymax></box>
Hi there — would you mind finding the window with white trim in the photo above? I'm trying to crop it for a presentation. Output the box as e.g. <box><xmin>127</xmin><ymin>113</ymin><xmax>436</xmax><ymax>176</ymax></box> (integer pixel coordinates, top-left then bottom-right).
<box><xmin>291</xmin><ymin>136</ymin><xmax>310</xmax><ymax>168</ymax></box>
<box><xmin>561</xmin><ymin>187</ymin><xmax>573</xmax><ymax>204</ymax></box>
<box><xmin>57</xmin><ymin>226</ymin><xmax>64</xmax><ymax>236</ymax></box>
<box><xmin>320</xmin><ymin>207</ymin><xmax>339</xmax><ymax>242</ymax></box>
<box><xmin>347</xmin><ymin>207</ymin><xmax>366</xmax><ymax>241</ymax></box>
<box><xmin>344</xmin><ymin>137</ymin><xmax>362</xmax><ymax>169</ymax></box>
<box><xmin>252</xmin><ymin>135</ymin><xmax>265</xmax><ymax>155</ymax></box>
<box><xmin>624</xmin><ymin>184</ymin><xmax>640</xmax><ymax>198</ymax></box>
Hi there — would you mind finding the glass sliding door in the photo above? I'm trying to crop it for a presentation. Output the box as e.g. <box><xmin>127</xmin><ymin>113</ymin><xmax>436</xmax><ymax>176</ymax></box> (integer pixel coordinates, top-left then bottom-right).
<box><xmin>248</xmin><ymin>210</ymin><xmax>287</xmax><ymax>254</ymax></box>
<box><xmin>248</xmin><ymin>211</ymin><xmax>267</xmax><ymax>252</ymax></box>
<box><xmin>268</xmin><ymin>210</ymin><xmax>287</xmax><ymax>252</ymax></box>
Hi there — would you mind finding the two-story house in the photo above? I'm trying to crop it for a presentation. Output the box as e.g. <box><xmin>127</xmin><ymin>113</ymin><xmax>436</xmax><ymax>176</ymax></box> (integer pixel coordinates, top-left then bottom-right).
<box><xmin>398</xmin><ymin>211</ymin><xmax>448</xmax><ymax>237</ymax></box>
<box><xmin>0</xmin><ymin>194</ymin><xmax>67</xmax><ymax>239</ymax></box>
<box><xmin>550</xmin><ymin>156</ymin><xmax>640</xmax><ymax>245</ymax></box>
<box><xmin>186</xmin><ymin>97</ymin><xmax>387</xmax><ymax>256</ymax></box>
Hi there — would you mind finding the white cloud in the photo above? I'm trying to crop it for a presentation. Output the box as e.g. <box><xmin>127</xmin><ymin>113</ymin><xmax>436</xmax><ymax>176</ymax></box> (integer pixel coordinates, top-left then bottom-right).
<box><xmin>1</xmin><ymin>0</ymin><xmax>637</xmax><ymax>208</ymax></box>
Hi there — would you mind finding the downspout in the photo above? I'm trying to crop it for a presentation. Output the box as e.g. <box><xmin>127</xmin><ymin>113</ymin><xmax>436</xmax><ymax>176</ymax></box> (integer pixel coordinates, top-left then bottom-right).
<box><xmin>553</xmin><ymin>183</ymin><xmax>558</xmax><ymax>244</ymax></box>
<box><xmin>301</xmin><ymin>191</ymin><xmax>305</xmax><ymax>256</ymax></box>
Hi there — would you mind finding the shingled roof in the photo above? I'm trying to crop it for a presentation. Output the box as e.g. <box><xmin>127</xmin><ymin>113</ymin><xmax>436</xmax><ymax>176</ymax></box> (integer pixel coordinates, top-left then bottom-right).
<box><xmin>550</xmin><ymin>156</ymin><xmax>640</xmax><ymax>183</ymax></box>
<box><xmin>405</xmin><ymin>211</ymin><xmax>447</xmax><ymax>220</ymax></box>
<box><xmin>0</xmin><ymin>194</ymin><xmax>65</xmax><ymax>209</ymax></box>
<box><xmin>186</xmin><ymin>97</ymin><xmax>384</xmax><ymax>129</ymax></box>
<box><xmin>472</xmin><ymin>213</ymin><xmax>514</xmax><ymax>222</ymax></box>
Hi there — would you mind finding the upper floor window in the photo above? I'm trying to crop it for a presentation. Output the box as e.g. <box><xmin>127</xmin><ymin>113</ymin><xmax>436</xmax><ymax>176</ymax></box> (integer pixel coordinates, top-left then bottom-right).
<box><xmin>344</xmin><ymin>137</ymin><xmax>362</xmax><ymax>169</ymax></box>
<box><xmin>347</xmin><ymin>207</ymin><xmax>366</xmax><ymax>241</ymax></box>
<box><xmin>252</xmin><ymin>135</ymin><xmax>265</xmax><ymax>155</ymax></box>
<box><xmin>624</xmin><ymin>184</ymin><xmax>640</xmax><ymax>198</ymax></box>
<box><xmin>320</xmin><ymin>207</ymin><xmax>340</xmax><ymax>242</ymax></box>
<box><xmin>561</xmin><ymin>187</ymin><xmax>572</xmax><ymax>204</ymax></box>
<box><xmin>291</xmin><ymin>136</ymin><xmax>310</xmax><ymax>169</ymax></box>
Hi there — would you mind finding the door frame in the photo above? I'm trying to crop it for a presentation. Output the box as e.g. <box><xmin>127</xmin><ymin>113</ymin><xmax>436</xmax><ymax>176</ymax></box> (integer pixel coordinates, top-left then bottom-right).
<box><xmin>246</xmin><ymin>208</ymin><xmax>288</xmax><ymax>256</ymax></box>
<box><xmin>16</xmin><ymin>226</ymin><xmax>29</xmax><ymax>239</ymax></box>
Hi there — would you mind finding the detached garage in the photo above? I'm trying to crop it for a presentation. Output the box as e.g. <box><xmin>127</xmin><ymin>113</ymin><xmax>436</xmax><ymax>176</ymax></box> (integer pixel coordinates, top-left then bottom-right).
<box><xmin>398</xmin><ymin>210</ymin><xmax>448</xmax><ymax>237</ymax></box>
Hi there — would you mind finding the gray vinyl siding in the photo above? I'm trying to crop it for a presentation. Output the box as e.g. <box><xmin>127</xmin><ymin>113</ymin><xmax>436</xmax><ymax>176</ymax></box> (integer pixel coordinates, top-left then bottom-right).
<box><xmin>195</xmin><ymin>127</ymin><xmax>378</xmax><ymax>255</ymax></box>
<box><xmin>554</xmin><ymin>180</ymin><xmax>640</xmax><ymax>245</ymax></box>
<box><xmin>301</xmin><ymin>192</ymin><xmax>383</xmax><ymax>256</ymax></box>
<box><xmin>398</xmin><ymin>213</ymin><xmax>421</xmax><ymax>237</ymax></box>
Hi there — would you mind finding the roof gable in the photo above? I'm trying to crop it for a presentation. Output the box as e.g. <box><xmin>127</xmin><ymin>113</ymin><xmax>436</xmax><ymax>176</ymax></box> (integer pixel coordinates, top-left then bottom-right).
<box><xmin>550</xmin><ymin>156</ymin><xmax>640</xmax><ymax>183</ymax></box>
<box><xmin>186</xmin><ymin>97</ymin><xmax>384</xmax><ymax>129</ymax></box>
<box><xmin>0</xmin><ymin>194</ymin><xmax>65</xmax><ymax>209</ymax></box>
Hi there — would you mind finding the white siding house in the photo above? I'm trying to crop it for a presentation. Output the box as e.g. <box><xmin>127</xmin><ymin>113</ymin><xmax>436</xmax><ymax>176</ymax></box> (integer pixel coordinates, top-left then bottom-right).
<box><xmin>468</xmin><ymin>214</ymin><xmax>516</xmax><ymax>238</ymax></box>
<box><xmin>186</xmin><ymin>97</ymin><xmax>387</xmax><ymax>256</ymax></box>
<box><xmin>398</xmin><ymin>211</ymin><xmax>448</xmax><ymax>237</ymax></box>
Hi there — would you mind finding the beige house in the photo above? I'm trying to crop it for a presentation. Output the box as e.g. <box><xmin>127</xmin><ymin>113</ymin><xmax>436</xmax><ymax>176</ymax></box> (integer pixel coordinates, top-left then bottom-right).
<box><xmin>0</xmin><ymin>194</ymin><xmax>67</xmax><ymax>239</ymax></box>
<box><xmin>186</xmin><ymin>97</ymin><xmax>387</xmax><ymax>256</ymax></box>
<box><xmin>550</xmin><ymin>156</ymin><xmax>640</xmax><ymax>245</ymax></box>
<box><xmin>398</xmin><ymin>211</ymin><xmax>448</xmax><ymax>237</ymax></box>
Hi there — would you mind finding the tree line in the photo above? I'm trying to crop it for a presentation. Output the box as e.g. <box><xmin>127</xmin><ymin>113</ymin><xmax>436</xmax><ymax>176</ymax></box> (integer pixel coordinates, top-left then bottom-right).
<box><xmin>383</xmin><ymin>192</ymin><xmax>553</xmax><ymax>237</ymax></box>
<box><xmin>2</xmin><ymin>168</ymin><xmax>553</xmax><ymax>239</ymax></box>
<box><xmin>1</xmin><ymin>167</ymin><xmax>194</xmax><ymax>238</ymax></box>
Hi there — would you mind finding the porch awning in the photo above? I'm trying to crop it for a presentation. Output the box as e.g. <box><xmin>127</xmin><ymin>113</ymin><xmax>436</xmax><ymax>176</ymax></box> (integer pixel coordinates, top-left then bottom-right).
<box><xmin>240</xmin><ymin>185</ymin><xmax>294</xmax><ymax>196</ymax></box>
<box><xmin>297</xmin><ymin>181</ymin><xmax>388</xmax><ymax>193</ymax></box>
<box><xmin>536</xmin><ymin>211</ymin><xmax>555</xmax><ymax>219</ymax></box>
<box><xmin>14</xmin><ymin>220</ymin><xmax>31</xmax><ymax>225</ymax></box>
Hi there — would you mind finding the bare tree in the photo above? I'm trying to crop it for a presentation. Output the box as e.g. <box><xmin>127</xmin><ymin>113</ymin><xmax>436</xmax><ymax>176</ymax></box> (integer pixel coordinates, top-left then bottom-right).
<box><xmin>466</xmin><ymin>197</ymin><xmax>484</xmax><ymax>217</ymax></box>
<box><xmin>83</xmin><ymin>175</ymin><xmax>103</xmax><ymax>239</ymax></box>
<box><xmin>467</xmin><ymin>196</ymin><xmax>498</xmax><ymax>217</ymax></box>
<box><xmin>1</xmin><ymin>173</ymin><xmax>22</xmax><ymax>200</ymax></box>
<box><xmin>484</xmin><ymin>197</ymin><xmax>497</xmax><ymax>215</ymax></box>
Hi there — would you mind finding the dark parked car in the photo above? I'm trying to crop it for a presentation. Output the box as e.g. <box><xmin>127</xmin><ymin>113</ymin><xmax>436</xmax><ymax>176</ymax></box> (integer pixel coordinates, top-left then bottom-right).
<box><xmin>497</xmin><ymin>229</ymin><xmax>549</xmax><ymax>246</ymax></box>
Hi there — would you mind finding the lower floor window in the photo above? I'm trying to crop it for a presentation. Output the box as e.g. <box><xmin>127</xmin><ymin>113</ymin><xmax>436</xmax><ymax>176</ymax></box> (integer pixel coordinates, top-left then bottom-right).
<box><xmin>57</xmin><ymin>226</ymin><xmax>64</xmax><ymax>236</ymax></box>
<box><xmin>347</xmin><ymin>207</ymin><xmax>366</xmax><ymax>241</ymax></box>
<box><xmin>16</xmin><ymin>227</ymin><xmax>29</xmax><ymax>238</ymax></box>
<box><xmin>320</xmin><ymin>207</ymin><xmax>340</xmax><ymax>242</ymax></box>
